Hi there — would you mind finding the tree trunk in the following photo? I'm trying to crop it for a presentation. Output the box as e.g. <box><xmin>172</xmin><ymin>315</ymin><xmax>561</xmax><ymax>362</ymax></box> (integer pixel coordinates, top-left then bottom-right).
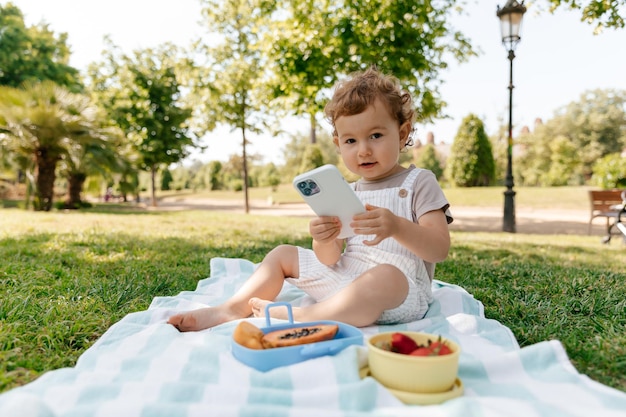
<box><xmin>242</xmin><ymin>127</ymin><xmax>249</xmax><ymax>214</ymax></box>
<box><xmin>65</xmin><ymin>172</ymin><xmax>86</xmax><ymax>209</ymax></box>
<box><xmin>150</xmin><ymin>166</ymin><xmax>157</xmax><ymax>207</ymax></box>
<box><xmin>309</xmin><ymin>112</ymin><xmax>317</xmax><ymax>144</ymax></box>
<box><xmin>34</xmin><ymin>148</ymin><xmax>59</xmax><ymax>212</ymax></box>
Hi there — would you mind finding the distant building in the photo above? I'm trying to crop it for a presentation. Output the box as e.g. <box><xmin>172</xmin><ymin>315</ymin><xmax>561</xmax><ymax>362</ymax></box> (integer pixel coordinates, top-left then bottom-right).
<box><xmin>411</xmin><ymin>131</ymin><xmax>451</xmax><ymax>167</ymax></box>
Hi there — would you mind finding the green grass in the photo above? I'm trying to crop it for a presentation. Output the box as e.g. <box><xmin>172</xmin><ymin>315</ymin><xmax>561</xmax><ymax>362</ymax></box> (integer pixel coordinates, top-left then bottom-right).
<box><xmin>440</xmin><ymin>233</ymin><xmax>626</xmax><ymax>392</ymax></box>
<box><xmin>0</xmin><ymin>208</ymin><xmax>311</xmax><ymax>392</ymax></box>
<box><xmin>442</xmin><ymin>185</ymin><xmax>597</xmax><ymax>210</ymax></box>
<box><xmin>159</xmin><ymin>184</ymin><xmax>597</xmax><ymax>210</ymax></box>
<box><xmin>0</xmin><ymin>202</ymin><xmax>625</xmax><ymax>394</ymax></box>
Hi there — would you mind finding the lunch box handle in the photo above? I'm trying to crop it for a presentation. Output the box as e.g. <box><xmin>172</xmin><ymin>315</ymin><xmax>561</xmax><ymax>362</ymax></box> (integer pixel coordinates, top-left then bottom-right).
<box><xmin>264</xmin><ymin>302</ymin><xmax>295</xmax><ymax>327</ymax></box>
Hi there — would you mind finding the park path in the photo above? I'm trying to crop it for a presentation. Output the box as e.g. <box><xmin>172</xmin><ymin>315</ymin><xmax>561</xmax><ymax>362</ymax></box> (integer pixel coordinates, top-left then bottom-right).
<box><xmin>152</xmin><ymin>195</ymin><xmax>610</xmax><ymax>237</ymax></box>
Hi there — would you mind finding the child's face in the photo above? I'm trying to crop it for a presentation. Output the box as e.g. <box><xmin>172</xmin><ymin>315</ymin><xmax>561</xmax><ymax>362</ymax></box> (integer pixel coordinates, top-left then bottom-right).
<box><xmin>333</xmin><ymin>99</ymin><xmax>410</xmax><ymax>181</ymax></box>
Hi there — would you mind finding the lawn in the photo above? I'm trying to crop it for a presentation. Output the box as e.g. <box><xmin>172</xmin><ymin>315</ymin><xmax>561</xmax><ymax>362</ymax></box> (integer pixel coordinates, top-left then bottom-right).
<box><xmin>158</xmin><ymin>184</ymin><xmax>598</xmax><ymax>211</ymax></box>
<box><xmin>0</xmin><ymin>201</ymin><xmax>625</xmax><ymax>394</ymax></box>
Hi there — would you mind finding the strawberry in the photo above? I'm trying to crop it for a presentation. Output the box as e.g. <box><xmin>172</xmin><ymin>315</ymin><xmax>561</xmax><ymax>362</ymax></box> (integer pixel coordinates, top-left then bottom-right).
<box><xmin>427</xmin><ymin>337</ymin><xmax>453</xmax><ymax>356</ymax></box>
<box><xmin>390</xmin><ymin>332</ymin><xmax>419</xmax><ymax>354</ymax></box>
<box><xmin>409</xmin><ymin>347</ymin><xmax>432</xmax><ymax>356</ymax></box>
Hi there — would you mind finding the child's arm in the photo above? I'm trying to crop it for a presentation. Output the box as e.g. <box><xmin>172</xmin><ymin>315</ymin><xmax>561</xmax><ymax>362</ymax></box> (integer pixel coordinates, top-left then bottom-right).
<box><xmin>309</xmin><ymin>216</ymin><xmax>345</xmax><ymax>265</ymax></box>
<box><xmin>351</xmin><ymin>204</ymin><xmax>450</xmax><ymax>263</ymax></box>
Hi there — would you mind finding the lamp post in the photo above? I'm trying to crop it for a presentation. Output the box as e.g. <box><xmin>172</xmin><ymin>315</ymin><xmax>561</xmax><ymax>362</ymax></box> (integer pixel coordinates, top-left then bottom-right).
<box><xmin>497</xmin><ymin>0</ymin><xmax>526</xmax><ymax>233</ymax></box>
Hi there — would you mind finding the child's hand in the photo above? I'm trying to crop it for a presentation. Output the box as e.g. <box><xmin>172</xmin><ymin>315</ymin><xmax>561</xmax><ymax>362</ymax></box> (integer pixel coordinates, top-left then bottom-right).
<box><xmin>310</xmin><ymin>216</ymin><xmax>341</xmax><ymax>243</ymax></box>
<box><xmin>351</xmin><ymin>204</ymin><xmax>399</xmax><ymax>246</ymax></box>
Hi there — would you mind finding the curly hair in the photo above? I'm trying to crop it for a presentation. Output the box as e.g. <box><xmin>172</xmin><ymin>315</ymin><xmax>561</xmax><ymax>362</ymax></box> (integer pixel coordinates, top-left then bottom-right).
<box><xmin>324</xmin><ymin>67</ymin><xmax>416</xmax><ymax>148</ymax></box>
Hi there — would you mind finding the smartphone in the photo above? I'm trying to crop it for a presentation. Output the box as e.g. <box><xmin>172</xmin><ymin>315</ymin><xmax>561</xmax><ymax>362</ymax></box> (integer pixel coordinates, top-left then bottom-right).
<box><xmin>293</xmin><ymin>165</ymin><xmax>365</xmax><ymax>239</ymax></box>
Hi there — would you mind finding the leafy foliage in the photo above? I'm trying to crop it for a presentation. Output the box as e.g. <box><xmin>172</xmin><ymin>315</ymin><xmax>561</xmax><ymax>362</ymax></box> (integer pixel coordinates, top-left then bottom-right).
<box><xmin>281</xmin><ymin>131</ymin><xmax>339</xmax><ymax>181</ymax></box>
<box><xmin>1</xmin><ymin>1</ymin><xmax>481</xmax><ymax>207</ymax></box>
<box><xmin>414</xmin><ymin>143</ymin><xmax>444</xmax><ymax>180</ymax></box>
<box><xmin>516</xmin><ymin>89</ymin><xmax>626</xmax><ymax>186</ymax></box>
<box><xmin>446</xmin><ymin>114</ymin><xmax>495</xmax><ymax>187</ymax></box>
<box><xmin>545</xmin><ymin>0</ymin><xmax>625</xmax><ymax>31</ymax></box>
<box><xmin>87</xmin><ymin>41</ymin><xmax>196</xmax><ymax>206</ymax></box>
<box><xmin>592</xmin><ymin>152</ymin><xmax>626</xmax><ymax>189</ymax></box>
<box><xmin>254</xmin><ymin>162</ymin><xmax>282</xmax><ymax>190</ymax></box>
<box><xmin>266</xmin><ymin>0</ymin><xmax>477</xmax><ymax>143</ymax></box>
<box><xmin>331</xmin><ymin>0</ymin><xmax>475</xmax><ymax>122</ymax></box>
<box><xmin>188</xmin><ymin>0</ymin><xmax>280</xmax><ymax>211</ymax></box>
<box><xmin>0</xmin><ymin>3</ymin><xmax>81</xmax><ymax>90</ymax></box>
<box><xmin>489</xmin><ymin>122</ymin><xmax>509</xmax><ymax>186</ymax></box>
<box><xmin>264</xmin><ymin>0</ymin><xmax>342</xmax><ymax>144</ymax></box>
<box><xmin>206</xmin><ymin>161</ymin><xmax>224</xmax><ymax>191</ymax></box>
<box><xmin>299</xmin><ymin>144</ymin><xmax>325</xmax><ymax>174</ymax></box>
<box><xmin>6</xmin><ymin>0</ymin><xmax>625</xmax><ymax>207</ymax></box>
<box><xmin>160</xmin><ymin>168</ymin><xmax>173</xmax><ymax>191</ymax></box>
<box><xmin>0</xmin><ymin>81</ymin><xmax>112</xmax><ymax>210</ymax></box>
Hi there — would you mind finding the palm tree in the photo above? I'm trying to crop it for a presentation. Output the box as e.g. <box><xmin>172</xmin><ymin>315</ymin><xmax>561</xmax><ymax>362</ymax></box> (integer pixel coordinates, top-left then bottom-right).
<box><xmin>58</xmin><ymin>131</ymin><xmax>127</xmax><ymax>209</ymax></box>
<box><xmin>0</xmin><ymin>81</ymin><xmax>109</xmax><ymax>211</ymax></box>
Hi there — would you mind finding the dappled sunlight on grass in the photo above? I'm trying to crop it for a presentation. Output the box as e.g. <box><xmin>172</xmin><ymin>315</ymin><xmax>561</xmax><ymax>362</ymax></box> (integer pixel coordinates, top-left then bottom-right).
<box><xmin>1</xmin><ymin>208</ymin><xmax>624</xmax><ymax>393</ymax></box>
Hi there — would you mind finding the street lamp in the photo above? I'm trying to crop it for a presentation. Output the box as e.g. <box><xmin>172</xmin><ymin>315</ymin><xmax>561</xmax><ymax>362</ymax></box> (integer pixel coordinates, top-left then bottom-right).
<box><xmin>497</xmin><ymin>0</ymin><xmax>526</xmax><ymax>233</ymax></box>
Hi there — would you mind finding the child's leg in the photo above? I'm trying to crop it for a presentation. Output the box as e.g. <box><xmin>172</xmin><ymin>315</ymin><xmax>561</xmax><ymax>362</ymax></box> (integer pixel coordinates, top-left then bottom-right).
<box><xmin>250</xmin><ymin>264</ymin><xmax>408</xmax><ymax>327</ymax></box>
<box><xmin>168</xmin><ymin>245</ymin><xmax>299</xmax><ymax>331</ymax></box>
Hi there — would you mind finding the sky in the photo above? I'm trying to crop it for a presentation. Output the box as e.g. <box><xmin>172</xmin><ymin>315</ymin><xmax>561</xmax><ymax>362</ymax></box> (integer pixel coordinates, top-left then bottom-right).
<box><xmin>5</xmin><ymin>0</ymin><xmax>626</xmax><ymax>164</ymax></box>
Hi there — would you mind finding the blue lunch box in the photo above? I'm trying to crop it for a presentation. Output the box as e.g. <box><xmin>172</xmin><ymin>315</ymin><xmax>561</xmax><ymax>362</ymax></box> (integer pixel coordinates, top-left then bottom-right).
<box><xmin>231</xmin><ymin>302</ymin><xmax>363</xmax><ymax>372</ymax></box>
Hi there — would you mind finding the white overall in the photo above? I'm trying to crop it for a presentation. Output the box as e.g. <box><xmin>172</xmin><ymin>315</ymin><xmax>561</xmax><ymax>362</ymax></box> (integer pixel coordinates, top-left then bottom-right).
<box><xmin>290</xmin><ymin>168</ymin><xmax>433</xmax><ymax>324</ymax></box>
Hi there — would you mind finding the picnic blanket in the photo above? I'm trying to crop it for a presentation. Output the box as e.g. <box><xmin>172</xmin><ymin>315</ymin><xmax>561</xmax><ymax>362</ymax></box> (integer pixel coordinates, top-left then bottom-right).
<box><xmin>1</xmin><ymin>257</ymin><xmax>626</xmax><ymax>417</ymax></box>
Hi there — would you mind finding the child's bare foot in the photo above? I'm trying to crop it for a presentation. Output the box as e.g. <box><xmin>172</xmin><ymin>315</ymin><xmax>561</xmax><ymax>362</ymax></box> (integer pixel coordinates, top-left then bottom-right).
<box><xmin>249</xmin><ymin>298</ymin><xmax>294</xmax><ymax>320</ymax></box>
<box><xmin>168</xmin><ymin>306</ymin><xmax>243</xmax><ymax>332</ymax></box>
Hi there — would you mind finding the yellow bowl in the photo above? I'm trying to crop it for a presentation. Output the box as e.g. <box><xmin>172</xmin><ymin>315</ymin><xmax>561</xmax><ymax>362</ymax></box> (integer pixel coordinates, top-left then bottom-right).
<box><xmin>367</xmin><ymin>332</ymin><xmax>460</xmax><ymax>394</ymax></box>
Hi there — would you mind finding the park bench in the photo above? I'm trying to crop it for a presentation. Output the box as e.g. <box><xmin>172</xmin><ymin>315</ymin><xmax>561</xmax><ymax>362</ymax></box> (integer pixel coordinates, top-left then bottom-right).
<box><xmin>588</xmin><ymin>189</ymin><xmax>626</xmax><ymax>242</ymax></box>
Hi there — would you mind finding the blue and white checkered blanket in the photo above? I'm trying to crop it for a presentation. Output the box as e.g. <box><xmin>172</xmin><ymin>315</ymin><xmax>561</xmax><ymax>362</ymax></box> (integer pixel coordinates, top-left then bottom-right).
<box><xmin>2</xmin><ymin>257</ymin><xmax>625</xmax><ymax>417</ymax></box>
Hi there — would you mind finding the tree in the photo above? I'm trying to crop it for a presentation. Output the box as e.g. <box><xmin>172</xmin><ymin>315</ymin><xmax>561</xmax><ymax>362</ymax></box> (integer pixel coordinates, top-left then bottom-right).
<box><xmin>516</xmin><ymin>89</ymin><xmax>626</xmax><ymax>185</ymax></box>
<box><xmin>87</xmin><ymin>41</ymin><xmax>197</xmax><ymax>207</ymax></box>
<box><xmin>0</xmin><ymin>3</ymin><xmax>81</xmax><ymax>90</ymax></box>
<box><xmin>207</xmin><ymin>161</ymin><xmax>223</xmax><ymax>191</ymax></box>
<box><xmin>160</xmin><ymin>168</ymin><xmax>173</xmax><ymax>191</ymax></box>
<box><xmin>545</xmin><ymin>0</ymin><xmax>625</xmax><ymax>31</ymax></box>
<box><xmin>415</xmin><ymin>144</ymin><xmax>444</xmax><ymax>180</ymax></box>
<box><xmin>281</xmin><ymin>131</ymin><xmax>339</xmax><ymax>181</ymax></box>
<box><xmin>515</xmin><ymin>124</ymin><xmax>552</xmax><ymax>187</ymax></box>
<box><xmin>256</xmin><ymin>162</ymin><xmax>281</xmax><ymax>190</ymax></box>
<box><xmin>0</xmin><ymin>81</ymin><xmax>109</xmax><ymax>211</ymax></box>
<box><xmin>190</xmin><ymin>0</ymin><xmax>276</xmax><ymax>212</ymax></box>
<box><xmin>221</xmin><ymin>153</ymin><xmax>246</xmax><ymax>191</ymax></box>
<box><xmin>186</xmin><ymin>160</ymin><xmax>224</xmax><ymax>191</ymax></box>
<box><xmin>490</xmin><ymin>118</ymin><xmax>509</xmax><ymax>186</ymax></box>
<box><xmin>58</xmin><ymin>127</ymin><xmax>126</xmax><ymax>208</ymax></box>
<box><xmin>542</xmin><ymin>135</ymin><xmax>581</xmax><ymax>186</ymax></box>
<box><xmin>446</xmin><ymin>114</ymin><xmax>495</xmax><ymax>187</ymax></box>
<box><xmin>267</xmin><ymin>0</ymin><xmax>477</xmax><ymax>143</ymax></box>
<box><xmin>333</xmin><ymin>0</ymin><xmax>476</xmax><ymax>122</ymax></box>
<box><xmin>264</xmin><ymin>0</ymin><xmax>344</xmax><ymax>144</ymax></box>
<box><xmin>298</xmin><ymin>144</ymin><xmax>325</xmax><ymax>174</ymax></box>
<box><xmin>168</xmin><ymin>164</ymin><xmax>190</xmax><ymax>191</ymax></box>
<box><xmin>592</xmin><ymin>153</ymin><xmax>626</xmax><ymax>189</ymax></box>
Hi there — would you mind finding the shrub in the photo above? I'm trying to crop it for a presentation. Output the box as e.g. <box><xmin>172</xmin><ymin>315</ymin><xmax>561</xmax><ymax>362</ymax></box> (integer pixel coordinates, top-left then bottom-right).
<box><xmin>446</xmin><ymin>114</ymin><xmax>495</xmax><ymax>187</ymax></box>
<box><xmin>415</xmin><ymin>143</ymin><xmax>444</xmax><ymax>180</ymax></box>
<box><xmin>299</xmin><ymin>144</ymin><xmax>324</xmax><ymax>174</ymax></box>
<box><xmin>591</xmin><ymin>153</ymin><xmax>626</xmax><ymax>189</ymax></box>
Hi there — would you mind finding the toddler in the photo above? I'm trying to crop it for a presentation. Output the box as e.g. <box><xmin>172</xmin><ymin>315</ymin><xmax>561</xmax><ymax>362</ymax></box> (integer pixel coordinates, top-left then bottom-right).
<box><xmin>168</xmin><ymin>67</ymin><xmax>452</xmax><ymax>331</ymax></box>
